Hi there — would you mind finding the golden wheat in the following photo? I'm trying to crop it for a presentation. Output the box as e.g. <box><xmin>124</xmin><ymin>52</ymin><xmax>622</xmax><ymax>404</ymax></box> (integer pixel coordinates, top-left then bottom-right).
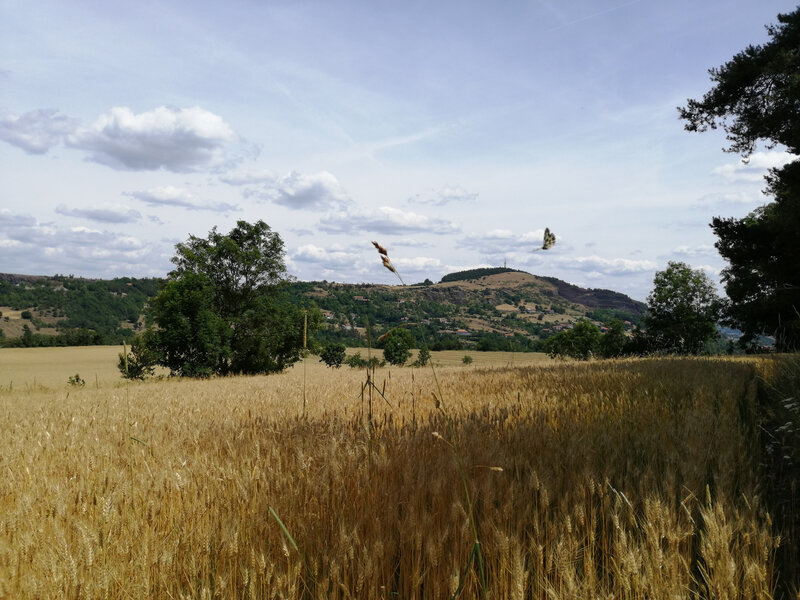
<box><xmin>0</xmin><ymin>354</ymin><xmax>781</xmax><ymax>598</ymax></box>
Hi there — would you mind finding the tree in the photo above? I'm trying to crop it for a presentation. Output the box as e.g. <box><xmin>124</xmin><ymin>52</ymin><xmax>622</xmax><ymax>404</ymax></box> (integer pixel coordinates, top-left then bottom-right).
<box><xmin>599</xmin><ymin>319</ymin><xmax>627</xmax><ymax>358</ymax></box>
<box><xmin>643</xmin><ymin>262</ymin><xmax>721</xmax><ymax>355</ymax></box>
<box><xmin>382</xmin><ymin>328</ymin><xmax>413</xmax><ymax>366</ymax></box>
<box><xmin>319</xmin><ymin>343</ymin><xmax>346</xmax><ymax>368</ymax></box>
<box><xmin>679</xmin><ymin>8</ymin><xmax>800</xmax><ymax>351</ymax></box>
<box><xmin>546</xmin><ymin>320</ymin><xmax>601</xmax><ymax>360</ymax></box>
<box><xmin>136</xmin><ymin>220</ymin><xmax>314</xmax><ymax>377</ymax></box>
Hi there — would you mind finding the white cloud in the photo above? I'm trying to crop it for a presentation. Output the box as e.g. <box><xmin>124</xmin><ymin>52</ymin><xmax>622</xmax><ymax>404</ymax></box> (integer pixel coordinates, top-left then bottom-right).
<box><xmin>560</xmin><ymin>255</ymin><xmax>657</xmax><ymax>275</ymax></box>
<box><xmin>411</xmin><ymin>184</ymin><xmax>479</xmax><ymax>206</ymax></box>
<box><xmin>712</xmin><ymin>151</ymin><xmax>797</xmax><ymax>183</ymax></box>
<box><xmin>241</xmin><ymin>171</ymin><xmax>351</xmax><ymax>210</ymax></box>
<box><xmin>0</xmin><ymin>213</ymin><xmax>167</xmax><ymax>276</ymax></box>
<box><xmin>319</xmin><ymin>206</ymin><xmax>460</xmax><ymax>235</ymax></box>
<box><xmin>293</xmin><ymin>243</ymin><xmax>361</xmax><ymax>268</ymax></box>
<box><xmin>0</xmin><ymin>108</ymin><xmax>78</xmax><ymax>154</ymax></box>
<box><xmin>219</xmin><ymin>169</ymin><xmax>276</xmax><ymax>185</ymax></box>
<box><xmin>458</xmin><ymin>228</ymin><xmax>539</xmax><ymax>254</ymax></box>
<box><xmin>125</xmin><ymin>185</ymin><xmax>238</xmax><ymax>212</ymax></box>
<box><xmin>695</xmin><ymin>190</ymin><xmax>768</xmax><ymax>207</ymax></box>
<box><xmin>670</xmin><ymin>244</ymin><xmax>717</xmax><ymax>258</ymax></box>
<box><xmin>55</xmin><ymin>203</ymin><xmax>142</xmax><ymax>224</ymax></box>
<box><xmin>0</xmin><ymin>209</ymin><xmax>37</xmax><ymax>228</ymax></box>
<box><xmin>68</xmin><ymin>106</ymin><xmax>239</xmax><ymax>172</ymax></box>
<box><xmin>392</xmin><ymin>256</ymin><xmax>441</xmax><ymax>270</ymax></box>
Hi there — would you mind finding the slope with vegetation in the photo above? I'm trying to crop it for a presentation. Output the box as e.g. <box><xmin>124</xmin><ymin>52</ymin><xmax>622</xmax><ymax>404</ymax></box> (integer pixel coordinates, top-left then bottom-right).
<box><xmin>0</xmin><ymin>268</ymin><xmax>645</xmax><ymax>352</ymax></box>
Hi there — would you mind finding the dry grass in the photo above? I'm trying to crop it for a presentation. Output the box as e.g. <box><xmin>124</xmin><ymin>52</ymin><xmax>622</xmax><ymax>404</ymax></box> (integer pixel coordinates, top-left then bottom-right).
<box><xmin>0</xmin><ymin>352</ymin><xmax>782</xmax><ymax>598</ymax></box>
<box><xmin>0</xmin><ymin>346</ymin><xmax>125</xmax><ymax>390</ymax></box>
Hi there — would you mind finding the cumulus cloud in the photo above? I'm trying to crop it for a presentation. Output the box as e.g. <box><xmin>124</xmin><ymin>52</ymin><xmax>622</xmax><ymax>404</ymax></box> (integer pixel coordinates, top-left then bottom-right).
<box><xmin>293</xmin><ymin>244</ymin><xmax>361</xmax><ymax>268</ymax></box>
<box><xmin>0</xmin><ymin>209</ymin><xmax>37</xmax><ymax>228</ymax></box>
<box><xmin>392</xmin><ymin>256</ymin><xmax>442</xmax><ymax>270</ymax></box>
<box><xmin>55</xmin><ymin>203</ymin><xmax>142</xmax><ymax>224</ymax></box>
<box><xmin>670</xmin><ymin>244</ymin><xmax>717</xmax><ymax>258</ymax></box>
<box><xmin>68</xmin><ymin>106</ymin><xmax>240</xmax><ymax>172</ymax></box>
<box><xmin>557</xmin><ymin>255</ymin><xmax>657</xmax><ymax>276</ymax></box>
<box><xmin>319</xmin><ymin>206</ymin><xmax>460</xmax><ymax>235</ymax></box>
<box><xmin>410</xmin><ymin>184</ymin><xmax>478</xmax><ymax>206</ymax></box>
<box><xmin>125</xmin><ymin>186</ymin><xmax>238</xmax><ymax>212</ymax></box>
<box><xmin>712</xmin><ymin>151</ymin><xmax>797</xmax><ymax>183</ymax></box>
<box><xmin>0</xmin><ymin>211</ymin><xmax>168</xmax><ymax>277</ymax></box>
<box><xmin>241</xmin><ymin>171</ymin><xmax>351</xmax><ymax>210</ymax></box>
<box><xmin>0</xmin><ymin>109</ymin><xmax>78</xmax><ymax>154</ymax></box>
<box><xmin>458</xmin><ymin>228</ymin><xmax>538</xmax><ymax>254</ymax></box>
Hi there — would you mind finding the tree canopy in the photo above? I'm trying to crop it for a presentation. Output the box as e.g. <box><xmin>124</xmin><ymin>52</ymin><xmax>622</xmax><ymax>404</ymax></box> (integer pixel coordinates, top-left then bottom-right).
<box><xmin>679</xmin><ymin>7</ymin><xmax>800</xmax><ymax>351</ymax></box>
<box><xmin>127</xmin><ymin>220</ymin><xmax>317</xmax><ymax>377</ymax></box>
<box><xmin>381</xmin><ymin>328</ymin><xmax>414</xmax><ymax>366</ymax></box>
<box><xmin>643</xmin><ymin>262</ymin><xmax>721</xmax><ymax>355</ymax></box>
<box><xmin>546</xmin><ymin>320</ymin><xmax>602</xmax><ymax>361</ymax></box>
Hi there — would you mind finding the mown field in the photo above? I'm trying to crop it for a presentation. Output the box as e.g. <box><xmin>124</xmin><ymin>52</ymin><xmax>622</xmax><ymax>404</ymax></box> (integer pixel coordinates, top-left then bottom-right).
<box><xmin>0</xmin><ymin>347</ymin><xmax>794</xmax><ymax>598</ymax></box>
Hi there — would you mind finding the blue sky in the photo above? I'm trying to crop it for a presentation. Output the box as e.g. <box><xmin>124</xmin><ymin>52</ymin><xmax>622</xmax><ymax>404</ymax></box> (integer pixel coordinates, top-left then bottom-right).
<box><xmin>1</xmin><ymin>0</ymin><xmax>796</xmax><ymax>300</ymax></box>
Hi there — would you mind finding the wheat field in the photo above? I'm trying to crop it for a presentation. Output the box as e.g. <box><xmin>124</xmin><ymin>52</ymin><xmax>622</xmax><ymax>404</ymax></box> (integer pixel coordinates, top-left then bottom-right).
<box><xmin>0</xmin><ymin>349</ymin><xmax>782</xmax><ymax>598</ymax></box>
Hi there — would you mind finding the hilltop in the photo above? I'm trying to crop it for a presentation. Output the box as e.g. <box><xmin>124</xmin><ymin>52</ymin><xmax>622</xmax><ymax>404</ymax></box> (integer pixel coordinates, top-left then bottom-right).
<box><xmin>0</xmin><ymin>269</ymin><xmax>645</xmax><ymax>350</ymax></box>
<box><xmin>288</xmin><ymin>268</ymin><xmax>644</xmax><ymax>351</ymax></box>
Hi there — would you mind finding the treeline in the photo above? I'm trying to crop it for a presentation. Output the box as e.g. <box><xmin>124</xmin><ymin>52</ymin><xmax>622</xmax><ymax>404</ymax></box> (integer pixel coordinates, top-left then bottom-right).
<box><xmin>439</xmin><ymin>267</ymin><xmax>521</xmax><ymax>283</ymax></box>
<box><xmin>0</xmin><ymin>276</ymin><xmax>161</xmax><ymax>347</ymax></box>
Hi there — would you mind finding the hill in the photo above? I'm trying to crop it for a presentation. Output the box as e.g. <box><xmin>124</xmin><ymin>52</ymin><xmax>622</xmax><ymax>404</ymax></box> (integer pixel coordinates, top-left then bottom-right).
<box><xmin>0</xmin><ymin>270</ymin><xmax>645</xmax><ymax>350</ymax></box>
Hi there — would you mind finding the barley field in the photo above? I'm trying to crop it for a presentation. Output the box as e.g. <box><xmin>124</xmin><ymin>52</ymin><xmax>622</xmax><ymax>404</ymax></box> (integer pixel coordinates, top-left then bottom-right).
<box><xmin>0</xmin><ymin>348</ymin><xmax>787</xmax><ymax>598</ymax></box>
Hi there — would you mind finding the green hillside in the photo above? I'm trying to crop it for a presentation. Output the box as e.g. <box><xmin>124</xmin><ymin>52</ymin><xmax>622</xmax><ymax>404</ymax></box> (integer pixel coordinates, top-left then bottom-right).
<box><xmin>0</xmin><ymin>270</ymin><xmax>644</xmax><ymax>351</ymax></box>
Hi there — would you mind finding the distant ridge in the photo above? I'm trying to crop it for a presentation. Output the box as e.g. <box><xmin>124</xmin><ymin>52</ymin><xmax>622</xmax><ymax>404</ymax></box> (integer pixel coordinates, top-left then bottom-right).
<box><xmin>1</xmin><ymin>270</ymin><xmax>645</xmax><ymax>349</ymax></box>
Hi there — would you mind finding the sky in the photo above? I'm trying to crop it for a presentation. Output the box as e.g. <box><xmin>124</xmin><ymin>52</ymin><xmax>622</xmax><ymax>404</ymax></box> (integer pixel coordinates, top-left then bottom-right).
<box><xmin>1</xmin><ymin>0</ymin><xmax>797</xmax><ymax>301</ymax></box>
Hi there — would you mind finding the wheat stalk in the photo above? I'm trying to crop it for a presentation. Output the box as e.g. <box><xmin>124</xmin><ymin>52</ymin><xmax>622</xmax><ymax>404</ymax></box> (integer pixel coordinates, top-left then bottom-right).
<box><xmin>372</xmin><ymin>241</ymin><xmax>405</xmax><ymax>285</ymax></box>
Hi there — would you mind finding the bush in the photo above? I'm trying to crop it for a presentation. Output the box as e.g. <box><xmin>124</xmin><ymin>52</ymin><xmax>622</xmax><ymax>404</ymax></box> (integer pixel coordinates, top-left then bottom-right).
<box><xmin>319</xmin><ymin>343</ymin><xmax>346</xmax><ymax>369</ymax></box>
<box><xmin>345</xmin><ymin>352</ymin><xmax>384</xmax><ymax>369</ymax></box>
<box><xmin>412</xmin><ymin>346</ymin><xmax>431</xmax><ymax>367</ymax></box>
<box><xmin>20</xmin><ymin>310</ymin><xmax>32</xmax><ymax>319</ymax></box>
<box><xmin>462</xmin><ymin>354</ymin><xmax>473</xmax><ymax>365</ymax></box>
<box><xmin>118</xmin><ymin>334</ymin><xmax>158</xmax><ymax>380</ymax></box>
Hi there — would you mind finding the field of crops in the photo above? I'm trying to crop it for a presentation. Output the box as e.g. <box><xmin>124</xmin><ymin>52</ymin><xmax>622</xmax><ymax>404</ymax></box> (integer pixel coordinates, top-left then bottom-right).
<box><xmin>0</xmin><ymin>348</ymin><xmax>788</xmax><ymax>598</ymax></box>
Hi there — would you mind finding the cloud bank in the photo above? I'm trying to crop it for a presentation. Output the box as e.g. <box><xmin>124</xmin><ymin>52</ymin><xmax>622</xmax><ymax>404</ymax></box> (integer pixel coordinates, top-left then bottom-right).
<box><xmin>0</xmin><ymin>109</ymin><xmax>78</xmax><ymax>154</ymax></box>
<box><xmin>234</xmin><ymin>170</ymin><xmax>352</xmax><ymax>210</ymax></box>
<box><xmin>319</xmin><ymin>206</ymin><xmax>460</xmax><ymax>235</ymax></box>
<box><xmin>68</xmin><ymin>106</ymin><xmax>240</xmax><ymax>172</ymax></box>
<box><xmin>125</xmin><ymin>186</ymin><xmax>238</xmax><ymax>212</ymax></box>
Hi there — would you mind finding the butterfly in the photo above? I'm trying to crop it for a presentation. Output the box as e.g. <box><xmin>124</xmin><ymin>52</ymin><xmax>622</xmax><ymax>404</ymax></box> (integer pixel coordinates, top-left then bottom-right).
<box><xmin>533</xmin><ymin>228</ymin><xmax>556</xmax><ymax>252</ymax></box>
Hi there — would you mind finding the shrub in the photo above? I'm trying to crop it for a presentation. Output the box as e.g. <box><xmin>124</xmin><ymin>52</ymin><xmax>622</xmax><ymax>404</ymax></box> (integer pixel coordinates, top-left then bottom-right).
<box><xmin>412</xmin><ymin>346</ymin><xmax>431</xmax><ymax>367</ymax></box>
<box><xmin>67</xmin><ymin>374</ymin><xmax>85</xmax><ymax>387</ymax></box>
<box><xmin>345</xmin><ymin>352</ymin><xmax>384</xmax><ymax>369</ymax></box>
<box><xmin>118</xmin><ymin>334</ymin><xmax>158</xmax><ymax>380</ymax></box>
<box><xmin>319</xmin><ymin>343</ymin><xmax>346</xmax><ymax>369</ymax></box>
<box><xmin>462</xmin><ymin>354</ymin><xmax>473</xmax><ymax>365</ymax></box>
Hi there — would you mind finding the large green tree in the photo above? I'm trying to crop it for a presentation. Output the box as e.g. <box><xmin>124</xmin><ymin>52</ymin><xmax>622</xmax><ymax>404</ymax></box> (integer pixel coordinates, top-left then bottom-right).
<box><xmin>643</xmin><ymin>262</ymin><xmax>721</xmax><ymax>355</ymax></box>
<box><xmin>546</xmin><ymin>320</ymin><xmax>602</xmax><ymax>361</ymax></box>
<box><xmin>381</xmin><ymin>327</ymin><xmax>414</xmax><ymax>366</ymax></box>
<box><xmin>679</xmin><ymin>8</ymin><xmax>800</xmax><ymax>350</ymax></box>
<box><xmin>132</xmin><ymin>220</ymin><xmax>317</xmax><ymax>377</ymax></box>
